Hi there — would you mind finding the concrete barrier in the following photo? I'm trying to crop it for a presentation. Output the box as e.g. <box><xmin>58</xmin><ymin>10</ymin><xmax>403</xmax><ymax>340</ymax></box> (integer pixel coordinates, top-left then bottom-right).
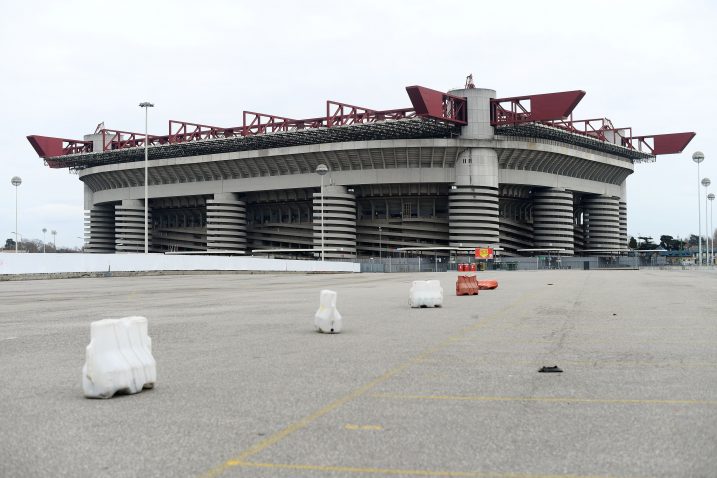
<box><xmin>314</xmin><ymin>290</ymin><xmax>342</xmax><ymax>333</ymax></box>
<box><xmin>456</xmin><ymin>276</ymin><xmax>479</xmax><ymax>296</ymax></box>
<box><xmin>82</xmin><ymin>316</ymin><xmax>156</xmax><ymax>399</ymax></box>
<box><xmin>477</xmin><ymin>279</ymin><xmax>499</xmax><ymax>290</ymax></box>
<box><xmin>409</xmin><ymin>280</ymin><xmax>443</xmax><ymax>308</ymax></box>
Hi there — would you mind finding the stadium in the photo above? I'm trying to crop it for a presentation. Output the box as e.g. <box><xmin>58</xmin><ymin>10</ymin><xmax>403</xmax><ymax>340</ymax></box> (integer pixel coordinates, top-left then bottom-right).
<box><xmin>27</xmin><ymin>79</ymin><xmax>695</xmax><ymax>260</ymax></box>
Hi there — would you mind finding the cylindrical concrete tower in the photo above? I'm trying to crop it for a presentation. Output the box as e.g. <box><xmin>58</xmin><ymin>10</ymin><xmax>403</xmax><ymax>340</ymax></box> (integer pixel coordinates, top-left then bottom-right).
<box><xmin>115</xmin><ymin>199</ymin><xmax>151</xmax><ymax>253</ymax></box>
<box><xmin>532</xmin><ymin>188</ymin><xmax>575</xmax><ymax>255</ymax></box>
<box><xmin>619</xmin><ymin>182</ymin><xmax>628</xmax><ymax>248</ymax></box>
<box><xmin>206</xmin><ymin>193</ymin><xmax>247</xmax><ymax>251</ymax></box>
<box><xmin>448</xmin><ymin>88</ymin><xmax>500</xmax><ymax>248</ymax></box>
<box><xmin>84</xmin><ymin>205</ymin><xmax>115</xmax><ymax>253</ymax></box>
<box><xmin>313</xmin><ymin>185</ymin><xmax>356</xmax><ymax>259</ymax></box>
<box><xmin>583</xmin><ymin>195</ymin><xmax>621</xmax><ymax>252</ymax></box>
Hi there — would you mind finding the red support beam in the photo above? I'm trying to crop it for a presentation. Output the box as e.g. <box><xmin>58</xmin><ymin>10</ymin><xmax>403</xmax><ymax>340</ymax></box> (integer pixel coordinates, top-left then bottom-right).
<box><xmin>326</xmin><ymin>101</ymin><xmax>415</xmax><ymax>127</ymax></box>
<box><xmin>405</xmin><ymin>86</ymin><xmax>467</xmax><ymax>124</ymax></box>
<box><xmin>326</xmin><ymin>101</ymin><xmax>375</xmax><ymax>127</ymax></box>
<box><xmin>491</xmin><ymin>90</ymin><xmax>586</xmax><ymax>125</ymax></box>
<box><xmin>27</xmin><ymin>135</ymin><xmax>93</xmax><ymax>159</ymax></box>
<box><xmin>168</xmin><ymin>120</ymin><xmax>242</xmax><ymax>142</ymax></box>
<box><xmin>102</xmin><ymin>129</ymin><xmax>174</xmax><ymax>150</ymax></box>
<box><xmin>625</xmin><ymin>132</ymin><xmax>696</xmax><ymax>156</ymax></box>
<box><xmin>544</xmin><ymin>117</ymin><xmax>633</xmax><ymax>144</ymax></box>
<box><xmin>242</xmin><ymin>111</ymin><xmax>296</xmax><ymax>136</ymax></box>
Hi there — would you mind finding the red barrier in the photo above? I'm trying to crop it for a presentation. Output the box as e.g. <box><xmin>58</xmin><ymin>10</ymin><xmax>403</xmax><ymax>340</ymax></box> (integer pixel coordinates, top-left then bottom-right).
<box><xmin>477</xmin><ymin>280</ymin><xmax>499</xmax><ymax>290</ymax></box>
<box><xmin>456</xmin><ymin>275</ymin><xmax>479</xmax><ymax>296</ymax></box>
<box><xmin>470</xmin><ymin>263</ymin><xmax>477</xmax><ymax>272</ymax></box>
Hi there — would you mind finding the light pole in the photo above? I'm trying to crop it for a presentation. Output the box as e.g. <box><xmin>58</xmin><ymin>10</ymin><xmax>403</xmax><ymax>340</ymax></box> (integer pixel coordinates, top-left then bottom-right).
<box><xmin>315</xmin><ymin>164</ymin><xmax>328</xmax><ymax>261</ymax></box>
<box><xmin>709</xmin><ymin>193</ymin><xmax>715</xmax><ymax>265</ymax></box>
<box><xmin>11</xmin><ymin>176</ymin><xmax>21</xmax><ymax>253</ymax></box>
<box><xmin>702</xmin><ymin>178</ymin><xmax>711</xmax><ymax>265</ymax></box>
<box><xmin>51</xmin><ymin>230</ymin><xmax>56</xmax><ymax>251</ymax></box>
<box><xmin>42</xmin><ymin>228</ymin><xmax>47</xmax><ymax>253</ymax></box>
<box><xmin>378</xmin><ymin>226</ymin><xmax>382</xmax><ymax>260</ymax></box>
<box><xmin>139</xmin><ymin>101</ymin><xmax>154</xmax><ymax>254</ymax></box>
<box><xmin>692</xmin><ymin>152</ymin><xmax>704</xmax><ymax>264</ymax></box>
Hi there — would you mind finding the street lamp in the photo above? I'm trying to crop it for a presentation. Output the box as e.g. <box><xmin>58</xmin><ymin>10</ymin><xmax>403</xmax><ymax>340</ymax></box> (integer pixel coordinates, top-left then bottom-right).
<box><xmin>139</xmin><ymin>101</ymin><xmax>154</xmax><ymax>254</ymax></box>
<box><xmin>315</xmin><ymin>164</ymin><xmax>329</xmax><ymax>261</ymax></box>
<box><xmin>51</xmin><ymin>230</ymin><xmax>57</xmax><ymax>251</ymax></box>
<box><xmin>702</xmin><ymin>177</ymin><xmax>711</xmax><ymax>265</ymax></box>
<box><xmin>378</xmin><ymin>226</ymin><xmax>382</xmax><ymax>260</ymax></box>
<box><xmin>11</xmin><ymin>176</ymin><xmax>21</xmax><ymax>253</ymax></box>
<box><xmin>42</xmin><ymin>228</ymin><xmax>47</xmax><ymax>253</ymax></box>
<box><xmin>709</xmin><ymin>193</ymin><xmax>715</xmax><ymax>265</ymax></box>
<box><xmin>692</xmin><ymin>152</ymin><xmax>704</xmax><ymax>264</ymax></box>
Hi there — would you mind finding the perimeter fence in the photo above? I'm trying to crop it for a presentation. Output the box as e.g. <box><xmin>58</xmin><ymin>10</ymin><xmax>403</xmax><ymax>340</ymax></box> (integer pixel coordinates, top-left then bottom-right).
<box><xmin>357</xmin><ymin>255</ymin><xmax>641</xmax><ymax>273</ymax></box>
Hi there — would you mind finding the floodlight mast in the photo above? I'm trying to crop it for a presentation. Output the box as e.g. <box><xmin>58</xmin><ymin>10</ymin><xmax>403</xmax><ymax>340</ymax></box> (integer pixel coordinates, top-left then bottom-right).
<box><xmin>692</xmin><ymin>152</ymin><xmax>704</xmax><ymax>264</ymax></box>
<box><xmin>703</xmin><ymin>177</ymin><xmax>712</xmax><ymax>265</ymax></box>
<box><xmin>139</xmin><ymin>101</ymin><xmax>154</xmax><ymax>254</ymax></box>
<box><xmin>315</xmin><ymin>164</ymin><xmax>329</xmax><ymax>261</ymax></box>
<box><xmin>11</xmin><ymin>176</ymin><xmax>22</xmax><ymax>253</ymax></box>
<box><xmin>709</xmin><ymin>193</ymin><xmax>715</xmax><ymax>265</ymax></box>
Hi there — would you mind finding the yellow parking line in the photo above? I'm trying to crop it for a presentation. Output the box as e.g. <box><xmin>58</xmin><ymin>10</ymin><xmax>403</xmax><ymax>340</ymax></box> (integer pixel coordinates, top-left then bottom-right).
<box><xmin>369</xmin><ymin>393</ymin><xmax>717</xmax><ymax>406</ymax></box>
<box><xmin>199</xmin><ymin>288</ymin><xmax>542</xmax><ymax>478</ymax></box>
<box><xmin>229</xmin><ymin>460</ymin><xmax>618</xmax><ymax>478</ymax></box>
<box><xmin>345</xmin><ymin>424</ymin><xmax>383</xmax><ymax>431</ymax></box>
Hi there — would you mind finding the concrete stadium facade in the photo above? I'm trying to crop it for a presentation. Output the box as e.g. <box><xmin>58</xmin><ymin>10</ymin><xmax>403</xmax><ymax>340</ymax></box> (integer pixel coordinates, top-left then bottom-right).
<box><xmin>29</xmin><ymin>85</ymin><xmax>694</xmax><ymax>259</ymax></box>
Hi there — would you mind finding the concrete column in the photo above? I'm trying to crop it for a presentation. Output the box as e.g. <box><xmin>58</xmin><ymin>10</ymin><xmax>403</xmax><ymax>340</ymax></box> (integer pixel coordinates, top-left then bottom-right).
<box><xmin>449</xmin><ymin>147</ymin><xmax>500</xmax><ymax>248</ymax></box>
<box><xmin>206</xmin><ymin>193</ymin><xmax>247</xmax><ymax>251</ymax></box>
<box><xmin>583</xmin><ymin>195</ymin><xmax>621</xmax><ymax>252</ymax></box>
<box><xmin>619</xmin><ymin>181</ymin><xmax>628</xmax><ymax>248</ymax></box>
<box><xmin>313</xmin><ymin>185</ymin><xmax>356</xmax><ymax>259</ymax></box>
<box><xmin>533</xmin><ymin>188</ymin><xmax>574</xmax><ymax>255</ymax></box>
<box><xmin>84</xmin><ymin>204</ymin><xmax>115</xmax><ymax>253</ymax></box>
<box><xmin>115</xmin><ymin>199</ymin><xmax>151</xmax><ymax>253</ymax></box>
<box><xmin>619</xmin><ymin>201</ymin><xmax>628</xmax><ymax>248</ymax></box>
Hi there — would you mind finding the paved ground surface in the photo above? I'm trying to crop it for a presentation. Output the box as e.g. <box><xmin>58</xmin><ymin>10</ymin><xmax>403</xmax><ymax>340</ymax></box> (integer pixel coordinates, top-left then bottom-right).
<box><xmin>1</xmin><ymin>269</ymin><xmax>716</xmax><ymax>478</ymax></box>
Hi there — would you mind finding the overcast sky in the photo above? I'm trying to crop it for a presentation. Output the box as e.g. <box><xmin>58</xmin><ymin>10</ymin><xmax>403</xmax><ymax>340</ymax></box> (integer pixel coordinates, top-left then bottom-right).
<box><xmin>1</xmin><ymin>0</ymin><xmax>715</xmax><ymax>248</ymax></box>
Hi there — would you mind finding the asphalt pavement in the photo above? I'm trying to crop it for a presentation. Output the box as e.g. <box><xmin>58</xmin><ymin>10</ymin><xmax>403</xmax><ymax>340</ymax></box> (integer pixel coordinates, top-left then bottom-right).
<box><xmin>1</xmin><ymin>269</ymin><xmax>715</xmax><ymax>478</ymax></box>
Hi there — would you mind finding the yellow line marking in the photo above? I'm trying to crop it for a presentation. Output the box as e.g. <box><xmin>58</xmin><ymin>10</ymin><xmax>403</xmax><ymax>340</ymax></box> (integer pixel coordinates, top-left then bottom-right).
<box><xmin>231</xmin><ymin>460</ymin><xmax>617</xmax><ymax>478</ymax></box>
<box><xmin>345</xmin><ymin>424</ymin><xmax>383</xmax><ymax>431</ymax></box>
<box><xmin>199</xmin><ymin>287</ymin><xmax>542</xmax><ymax>478</ymax></box>
<box><xmin>369</xmin><ymin>393</ymin><xmax>717</xmax><ymax>406</ymax></box>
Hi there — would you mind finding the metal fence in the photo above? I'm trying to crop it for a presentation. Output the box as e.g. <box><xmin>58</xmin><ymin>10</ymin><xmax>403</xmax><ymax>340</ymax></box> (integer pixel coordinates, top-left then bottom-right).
<box><xmin>358</xmin><ymin>257</ymin><xmax>450</xmax><ymax>273</ymax></box>
<box><xmin>358</xmin><ymin>255</ymin><xmax>641</xmax><ymax>273</ymax></box>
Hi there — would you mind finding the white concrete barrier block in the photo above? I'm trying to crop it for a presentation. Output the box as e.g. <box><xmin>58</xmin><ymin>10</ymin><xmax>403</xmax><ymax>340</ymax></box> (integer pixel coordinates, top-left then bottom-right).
<box><xmin>82</xmin><ymin>316</ymin><xmax>157</xmax><ymax>399</ymax></box>
<box><xmin>409</xmin><ymin>280</ymin><xmax>444</xmax><ymax>308</ymax></box>
<box><xmin>314</xmin><ymin>290</ymin><xmax>342</xmax><ymax>333</ymax></box>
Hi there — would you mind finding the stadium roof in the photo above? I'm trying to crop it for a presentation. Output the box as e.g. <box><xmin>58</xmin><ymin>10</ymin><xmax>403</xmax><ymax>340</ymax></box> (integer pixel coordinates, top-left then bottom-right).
<box><xmin>27</xmin><ymin>84</ymin><xmax>695</xmax><ymax>170</ymax></box>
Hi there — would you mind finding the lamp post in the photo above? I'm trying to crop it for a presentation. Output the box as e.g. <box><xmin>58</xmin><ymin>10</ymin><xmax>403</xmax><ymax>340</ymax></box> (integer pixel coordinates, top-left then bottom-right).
<box><xmin>11</xmin><ymin>176</ymin><xmax>21</xmax><ymax>253</ymax></box>
<box><xmin>42</xmin><ymin>228</ymin><xmax>47</xmax><ymax>253</ymax></box>
<box><xmin>315</xmin><ymin>164</ymin><xmax>328</xmax><ymax>261</ymax></box>
<box><xmin>139</xmin><ymin>101</ymin><xmax>154</xmax><ymax>254</ymax></box>
<box><xmin>702</xmin><ymin>178</ymin><xmax>711</xmax><ymax>265</ymax></box>
<box><xmin>378</xmin><ymin>226</ymin><xmax>382</xmax><ymax>260</ymax></box>
<box><xmin>709</xmin><ymin>193</ymin><xmax>715</xmax><ymax>265</ymax></box>
<box><xmin>51</xmin><ymin>230</ymin><xmax>56</xmax><ymax>251</ymax></box>
<box><xmin>692</xmin><ymin>152</ymin><xmax>704</xmax><ymax>264</ymax></box>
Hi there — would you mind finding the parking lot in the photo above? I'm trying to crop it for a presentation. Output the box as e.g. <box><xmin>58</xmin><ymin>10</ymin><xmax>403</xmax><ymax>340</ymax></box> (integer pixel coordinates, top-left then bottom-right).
<box><xmin>1</xmin><ymin>269</ymin><xmax>716</xmax><ymax>477</ymax></box>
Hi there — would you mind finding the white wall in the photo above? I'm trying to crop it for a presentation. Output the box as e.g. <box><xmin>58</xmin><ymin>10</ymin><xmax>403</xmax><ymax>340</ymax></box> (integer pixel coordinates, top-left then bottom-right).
<box><xmin>0</xmin><ymin>253</ymin><xmax>359</xmax><ymax>275</ymax></box>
